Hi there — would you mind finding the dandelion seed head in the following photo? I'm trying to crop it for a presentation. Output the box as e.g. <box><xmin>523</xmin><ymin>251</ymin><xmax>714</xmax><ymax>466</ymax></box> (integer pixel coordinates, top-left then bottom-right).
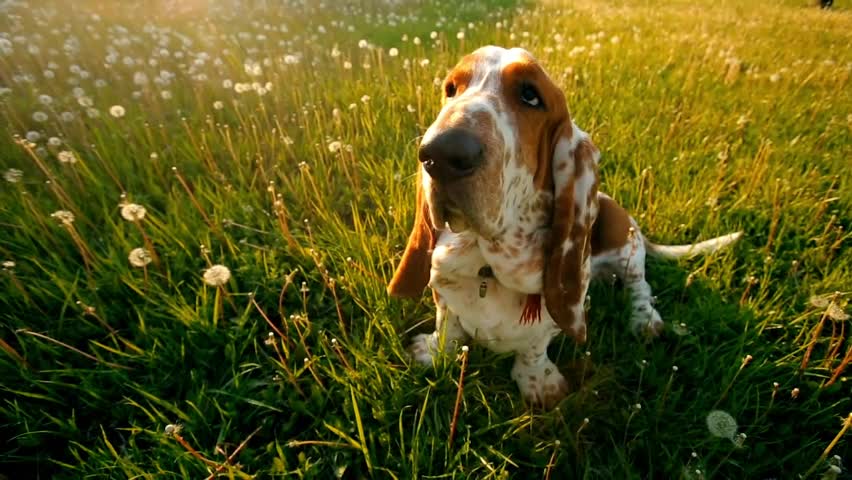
<box><xmin>120</xmin><ymin>203</ymin><xmax>147</xmax><ymax>221</ymax></box>
<box><xmin>109</xmin><ymin>105</ymin><xmax>126</xmax><ymax>118</ymax></box>
<box><xmin>706</xmin><ymin>410</ymin><xmax>738</xmax><ymax>439</ymax></box>
<box><xmin>57</xmin><ymin>150</ymin><xmax>78</xmax><ymax>164</ymax></box>
<box><xmin>827</xmin><ymin>304</ymin><xmax>849</xmax><ymax>321</ymax></box>
<box><xmin>51</xmin><ymin>210</ymin><xmax>75</xmax><ymax>225</ymax></box>
<box><xmin>32</xmin><ymin>111</ymin><xmax>48</xmax><ymax>122</ymax></box>
<box><xmin>4</xmin><ymin>168</ymin><xmax>23</xmax><ymax>183</ymax></box>
<box><xmin>203</xmin><ymin>264</ymin><xmax>231</xmax><ymax>286</ymax></box>
<box><xmin>128</xmin><ymin>247</ymin><xmax>152</xmax><ymax>267</ymax></box>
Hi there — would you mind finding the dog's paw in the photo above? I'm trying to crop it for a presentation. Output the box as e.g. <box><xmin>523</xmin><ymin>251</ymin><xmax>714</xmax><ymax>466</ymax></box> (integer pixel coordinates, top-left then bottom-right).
<box><xmin>630</xmin><ymin>304</ymin><xmax>664</xmax><ymax>338</ymax></box>
<box><xmin>408</xmin><ymin>332</ymin><xmax>439</xmax><ymax>366</ymax></box>
<box><xmin>511</xmin><ymin>357</ymin><xmax>568</xmax><ymax>410</ymax></box>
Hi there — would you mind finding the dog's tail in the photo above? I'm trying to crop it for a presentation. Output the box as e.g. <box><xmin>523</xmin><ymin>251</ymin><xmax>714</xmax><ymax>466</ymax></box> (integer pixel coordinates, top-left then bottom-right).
<box><xmin>644</xmin><ymin>231</ymin><xmax>743</xmax><ymax>260</ymax></box>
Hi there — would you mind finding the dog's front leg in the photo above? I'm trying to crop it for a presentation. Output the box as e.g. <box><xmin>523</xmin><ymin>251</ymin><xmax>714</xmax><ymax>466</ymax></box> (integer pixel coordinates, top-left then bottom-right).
<box><xmin>409</xmin><ymin>292</ymin><xmax>468</xmax><ymax>365</ymax></box>
<box><xmin>511</xmin><ymin>334</ymin><xmax>568</xmax><ymax>409</ymax></box>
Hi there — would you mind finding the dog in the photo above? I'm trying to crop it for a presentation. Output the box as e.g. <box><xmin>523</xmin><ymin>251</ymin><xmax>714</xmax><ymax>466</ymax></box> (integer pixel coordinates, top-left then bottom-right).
<box><xmin>387</xmin><ymin>46</ymin><xmax>742</xmax><ymax>408</ymax></box>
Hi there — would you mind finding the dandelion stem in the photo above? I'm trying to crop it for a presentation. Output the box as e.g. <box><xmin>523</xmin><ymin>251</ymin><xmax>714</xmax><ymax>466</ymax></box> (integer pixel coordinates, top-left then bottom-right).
<box><xmin>203</xmin><ymin>426</ymin><xmax>262</xmax><ymax>480</ymax></box>
<box><xmin>447</xmin><ymin>346</ymin><xmax>469</xmax><ymax>451</ymax></box>
<box><xmin>801</xmin><ymin>412</ymin><xmax>852</xmax><ymax>479</ymax></box>
<box><xmin>0</xmin><ymin>337</ymin><xmax>30</xmax><ymax>369</ymax></box>
<box><xmin>825</xmin><ymin>344</ymin><xmax>852</xmax><ymax>387</ymax></box>
<box><xmin>802</xmin><ymin>294</ymin><xmax>838</xmax><ymax>371</ymax></box>
<box><xmin>544</xmin><ymin>441</ymin><xmax>560</xmax><ymax>480</ymax></box>
<box><xmin>574</xmin><ymin>418</ymin><xmax>590</xmax><ymax>456</ymax></box>
<box><xmin>170</xmin><ymin>432</ymin><xmax>219</xmax><ymax>467</ymax></box>
<box><xmin>657</xmin><ymin>367</ymin><xmax>678</xmax><ymax>414</ymax></box>
<box><xmin>714</xmin><ymin>355</ymin><xmax>753</xmax><ymax>409</ymax></box>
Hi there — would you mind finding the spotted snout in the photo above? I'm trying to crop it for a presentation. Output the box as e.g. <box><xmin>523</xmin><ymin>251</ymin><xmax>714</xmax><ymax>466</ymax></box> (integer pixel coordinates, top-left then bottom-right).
<box><xmin>418</xmin><ymin>127</ymin><xmax>485</xmax><ymax>182</ymax></box>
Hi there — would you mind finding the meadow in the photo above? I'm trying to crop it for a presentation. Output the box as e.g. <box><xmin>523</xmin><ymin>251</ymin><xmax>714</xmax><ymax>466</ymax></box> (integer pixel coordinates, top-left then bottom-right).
<box><xmin>1</xmin><ymin>0</ymin><xmax>850</xmax><ymax>478</ymax></box>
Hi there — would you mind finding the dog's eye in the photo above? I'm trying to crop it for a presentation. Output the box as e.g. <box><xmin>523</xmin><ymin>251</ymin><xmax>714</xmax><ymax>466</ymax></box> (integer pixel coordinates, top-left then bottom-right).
<box><xmin>520</xmin><ymin>84</ymin><xmax>542</xmax><ymax>108</ymax></box>
<box><xmin>445</xmin><ymin>82</ymin><xmax>457</xmax><ymax>98</ymax></box>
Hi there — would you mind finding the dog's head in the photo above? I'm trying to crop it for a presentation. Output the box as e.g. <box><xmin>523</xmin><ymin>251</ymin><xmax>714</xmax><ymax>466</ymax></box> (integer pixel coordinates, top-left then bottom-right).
<box><xmin>389</xmin><ymin>46</ymin><xmax>600</xmax><ymax>330</ymax></box>
<box><xmin>419</xmin><ymin>46</ymin><xmax>575</xmax><ymax>237</ymax></box>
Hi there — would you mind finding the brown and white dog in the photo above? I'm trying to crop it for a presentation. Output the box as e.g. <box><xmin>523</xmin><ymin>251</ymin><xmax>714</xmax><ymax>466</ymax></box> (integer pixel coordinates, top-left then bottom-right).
<box><xmin>388</xmin><ymin>46</ymin><xmax>741</xmax><ymax>408</ymax></box>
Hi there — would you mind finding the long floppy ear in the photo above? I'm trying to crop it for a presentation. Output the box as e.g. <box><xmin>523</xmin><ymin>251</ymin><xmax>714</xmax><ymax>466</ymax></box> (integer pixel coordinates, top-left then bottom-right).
<box><xmin>387</xmin><ymin>170</ymin><xmax>437</xmax><ymax>298</ymax></box>
<box><xmin>542</xmin><ymin>124</ymin><xmax>600</xmax><ymax>343</ymax></box>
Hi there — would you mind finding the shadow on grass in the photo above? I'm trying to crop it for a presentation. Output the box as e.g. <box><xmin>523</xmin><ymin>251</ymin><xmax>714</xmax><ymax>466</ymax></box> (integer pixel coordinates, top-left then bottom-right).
<box><xmin>402</xmin><ymin>249</ymin><xmax>849</xmax><ymax>479</ymax></box>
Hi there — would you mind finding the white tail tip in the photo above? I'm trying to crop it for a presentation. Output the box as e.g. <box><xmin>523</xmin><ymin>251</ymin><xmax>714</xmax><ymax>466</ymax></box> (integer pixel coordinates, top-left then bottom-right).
<box><xmin>646</xmin><ymin>231</ymin><xmax>743</xmax><ymax>260</ymax></box>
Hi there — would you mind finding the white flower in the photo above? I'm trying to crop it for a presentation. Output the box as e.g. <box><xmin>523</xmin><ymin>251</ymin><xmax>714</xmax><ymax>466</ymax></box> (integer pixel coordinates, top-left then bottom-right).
<box><xmin>360</xmin><ymin>95</ymin><xmax>370</xmax><ymax>103</ymax></box>
<box><xmin>406</xmin><ymin>104</ymin><xmax>416</xmax><ymax>113</ymax></box>
<box><xmin>57</xmin><ymin>151</ymin><xmax>78</xmax><ymax>164</ymax></box>
<box><xmin>769</xmin><ymin>73</ymin><xmax>780</xmax><ymax>83</ymax></box>
<box><xmin>51</xmin><ymin>210</ymin><xmax>75</xmax><ymax>225</ymax></box>
<box><xmin>128</xmin><ymin>247</ymin><xmax>152</xmax><ymax>267</ymax></box>
<box><xmin>4</xmin><ymin>168</ymin><xmax>23</xmax><ymax>183</ymax></box>
<box><xmin>343</xmin><ymin>61</ymin><xmax>352</xmax><ymax>70</ymax></box>
<box><xmin>456</xmin><ymin>31</ymin><xmax>465</xmax><ymax>40</ymax></box>
<box><xmin>358</xmin><ymin>39</ymin><xmax>368</xmax><ymax>48</ymax></box>
<box><xmin>120</xmin><ymin>203</ymin><xmax>147</xmax><ymax>221</ymax></box>
<box><xmin>109</xmin><ymin>105</ymin><xmax>126</xmax><ymax>118</ymax></box>
<box><xmin>213</xmin><ymin>100</ymin><xmax>224</xmax><ymax>110</ymax></box>
<box><xmin>25</xmin><ymin>131</ymin><xmax>41</xmax><ymax>143</ymax></box>
<box><xmin>203</xmin><ymin>264</ymin><xmax>231</xmax><ymax>286</ymax></box>
<box><xmin>48</xmin><ymin>137</ymin><xmax>62</xmax><ymax>147</ymax></box>
<box><xmin>388</xmin><ymin>47</ymin><xmax>399</xmax><ymax>57</ymax></box>
<box><xmin>706</xmin><ymin>410</ymin><xmax>738</xmax><ymax>439</ymax></box>
<box><xmin>2</xmin><ymin>260</ymin><xmax>15</xmax><ymax>269</ymax></box>
<box><xmin>413</xmin><ymin>37</ymin><xmax>421</xmax><ymax>45</ymax></box>
<box><xmin>430</xmin><ymin>31</ymin><xmax>438</xmax><ymax>39</ymax></box>
<box><xmin>38</xmin><ymin>94</ymin><xmax>53</xmax><ymax>105</ymax></box>
<box><xmin>32</xmin><ymin>111</ymin><xmax>48</xmax><ymax>122</ymax></box>
<box><xmin>328</xmin><ymin>141</ymin><xmax>342</xmax><ymax>153</ymax></box>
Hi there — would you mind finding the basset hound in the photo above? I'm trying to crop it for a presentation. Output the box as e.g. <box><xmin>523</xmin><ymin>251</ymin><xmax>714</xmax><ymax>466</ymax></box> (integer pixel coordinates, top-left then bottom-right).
<box><xmin>388</xmin><ymin>46</ymin><xmax>742</xmax><ymax>409</ymax></box>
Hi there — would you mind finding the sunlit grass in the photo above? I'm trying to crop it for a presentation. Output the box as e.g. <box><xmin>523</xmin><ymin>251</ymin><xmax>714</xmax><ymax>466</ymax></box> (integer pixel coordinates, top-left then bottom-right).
<box><xmin>1</xmin><ymin>0</ymin><xmax>850</xmax><ymax>478</ymax></box>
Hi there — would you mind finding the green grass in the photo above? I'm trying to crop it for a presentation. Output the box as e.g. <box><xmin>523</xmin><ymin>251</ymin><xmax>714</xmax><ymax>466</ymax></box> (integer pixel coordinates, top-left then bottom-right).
<box><xmin>1</xmin><ymin>0</ymin><xmax>850</xmax><ymax>478</ymax></box>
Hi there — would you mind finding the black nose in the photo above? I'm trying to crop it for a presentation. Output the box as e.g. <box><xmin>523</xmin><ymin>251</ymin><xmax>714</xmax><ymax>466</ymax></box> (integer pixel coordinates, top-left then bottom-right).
<box><xmin>419</xmin><ymin>128</ymin><xmax>484</xmax><ymax>181</ymax></box>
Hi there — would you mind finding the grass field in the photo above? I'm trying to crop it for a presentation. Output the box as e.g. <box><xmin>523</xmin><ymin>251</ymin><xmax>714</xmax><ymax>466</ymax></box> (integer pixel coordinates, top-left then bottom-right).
<box><xmin>1</xmin><ymin>0</ymin><xmax>851</xmax><ymax>478</ymax></box>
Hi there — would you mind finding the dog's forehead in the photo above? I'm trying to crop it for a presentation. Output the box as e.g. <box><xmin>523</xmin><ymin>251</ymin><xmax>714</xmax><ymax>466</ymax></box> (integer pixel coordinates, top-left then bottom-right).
<box><xmin>474</xmin><ymin>46</ymin><xmax>536</xmax><ymax>69</ymax></box>
<box><xmin>458</xmin><ymin>46</ymin><xmax>540</xmax><ymax>83</ymax></box>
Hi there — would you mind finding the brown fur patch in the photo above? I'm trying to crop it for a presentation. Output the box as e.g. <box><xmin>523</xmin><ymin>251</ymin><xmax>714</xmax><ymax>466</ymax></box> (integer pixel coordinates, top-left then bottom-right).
<box><xmin>591</xmin><ymin>195</ymin><xmax>632</xmax><ymax>254</ymax></box>
<box><xmin>387</xmin><ymin>172</ymin><xmax>436</xmax><ymax>298</ymax></box>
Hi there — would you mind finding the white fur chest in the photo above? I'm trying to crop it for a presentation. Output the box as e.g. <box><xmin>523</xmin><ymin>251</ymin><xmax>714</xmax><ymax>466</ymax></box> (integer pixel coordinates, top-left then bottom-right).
<box><xmin>429</xmin><ymin>230</ymin><xmax>561</xmax><ymax>354</ymax></box>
